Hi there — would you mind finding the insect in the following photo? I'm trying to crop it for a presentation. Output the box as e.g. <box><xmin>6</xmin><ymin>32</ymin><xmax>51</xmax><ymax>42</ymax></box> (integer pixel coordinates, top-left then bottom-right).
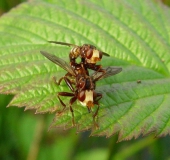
<box><xmin>40</xmin><ymin>51</ymin><xmax>122</xmax><ymax>125</ymax></box>
<box><xmin>48</xmin><ymin>41</ymin><xmax>110</xmax><ymax>72</ymax></box>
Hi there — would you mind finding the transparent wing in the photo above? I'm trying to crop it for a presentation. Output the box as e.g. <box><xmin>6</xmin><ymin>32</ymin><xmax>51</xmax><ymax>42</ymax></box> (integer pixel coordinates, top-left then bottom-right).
<box><xmin>91</xmin><ymin>66</ymin><xmax>122</xmax><ymax>81</ymax></box>
<box><xmin>48</xmin><ymin>41</ymin><xmax>77</xmax><ymax>47</ymax></box>
<box><xmin>40</xmin><ymin>51</ymin><xmax>75</xmax><ymax>76</ymax></box>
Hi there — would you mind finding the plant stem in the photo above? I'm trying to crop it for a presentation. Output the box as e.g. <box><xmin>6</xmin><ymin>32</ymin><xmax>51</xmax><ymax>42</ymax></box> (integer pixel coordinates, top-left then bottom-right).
<box><xmin>27</xmin><ymin>116</ymin><xmax>44</xmax><ymax>160</ymax></box>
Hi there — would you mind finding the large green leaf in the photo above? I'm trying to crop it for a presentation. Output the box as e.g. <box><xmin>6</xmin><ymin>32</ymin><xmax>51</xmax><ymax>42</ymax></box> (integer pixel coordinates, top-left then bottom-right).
<box><xmin>0</xmin><ymin>0</ymin><xmax>170</xmax><ymax>141</ymax></box>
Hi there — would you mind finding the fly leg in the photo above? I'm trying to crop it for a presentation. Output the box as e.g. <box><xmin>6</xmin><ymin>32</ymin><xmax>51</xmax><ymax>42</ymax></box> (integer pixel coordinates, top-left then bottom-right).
<box><xmin>93</xmin><ymin>93</ymin><xmax>102</xmax><ymax>129</ymax></box>
<box><xmin>53</xmin><ymin>76</ymin><xmax>75</xmax><ymax>92</ymax></box>
<box><xmin>55</xmin><ymin>74</ymin><xmax>75</xmax><ymax>105</ymax></box>
<box><xmin>87</xmin><ymin>64</ymin><xmax>105</xmax><ymax>73</ymax></box>
<box><xmin>69</xmin><ymin>96</ymin><xmax>78</xmax><ymax>126</ymax></box>
<box><xmin>53</xmin><ymin>72</ymin><xmax>74</xmax><ymax>85</ymax></box>
<box><xmin>57</xmin><ymin>92</ymin><xmax>78</xmax><ymax>126</ymax></box>
<box><xmin>52</xmin><ymin>76</ymin><xmax>63</xmax><ymax>85</ymax></box>
<box><xmin>63</xmin><ymin>76</ymin><xmax>75</xmax><ymax>92</ymax></box>
<box><xmin>57</xmin><ymin>92</ymin><xmax>75</xmax><ymax>114</ymax></box>
<box><xmin>93</xmin><ymin>93</ymin><xmax>102</xmax><ymax>118</ymax></box>
<box><xmin>55</xmin><ymin>73</ymin><xmax>77</xmax><ymax>125</ymax></box>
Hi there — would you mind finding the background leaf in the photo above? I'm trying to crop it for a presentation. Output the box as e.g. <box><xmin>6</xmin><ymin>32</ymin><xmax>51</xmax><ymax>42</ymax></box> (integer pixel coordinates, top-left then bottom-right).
<box><xmin>0</xmin><ymin>0</ymin><xmax>170</xmax><ymax>141</ymax></box>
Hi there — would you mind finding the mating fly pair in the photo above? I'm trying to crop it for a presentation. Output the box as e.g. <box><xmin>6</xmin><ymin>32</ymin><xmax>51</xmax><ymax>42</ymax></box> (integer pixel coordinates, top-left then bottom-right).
<box><xmin>40</xmin><ymin>42</ymin><xmax>122</xmax><ymax>125</ymax></box>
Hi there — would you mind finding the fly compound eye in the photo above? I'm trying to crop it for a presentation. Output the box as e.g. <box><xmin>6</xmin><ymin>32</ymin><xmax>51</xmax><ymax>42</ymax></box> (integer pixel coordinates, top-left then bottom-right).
<box><xmin>86</xmin><ymin>48</ymin><xmax>93</xmax><ymax>59</ymax></box>
<box><xmin>78</xmin><ymin>90</ymin><xmax>85</xmax><ymax>102</ymax></box>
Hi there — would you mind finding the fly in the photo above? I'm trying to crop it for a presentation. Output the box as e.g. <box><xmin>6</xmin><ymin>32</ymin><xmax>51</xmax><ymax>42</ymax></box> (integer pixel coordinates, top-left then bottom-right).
<box><xmin>48</xmin><ymin>41</ymin><xmax>110</xmax><ymax>72</ymax></box>
<box><xmin>40</xmin><ymin>51</ymin><xmax>122</xmax><ymax>125</ymax></box>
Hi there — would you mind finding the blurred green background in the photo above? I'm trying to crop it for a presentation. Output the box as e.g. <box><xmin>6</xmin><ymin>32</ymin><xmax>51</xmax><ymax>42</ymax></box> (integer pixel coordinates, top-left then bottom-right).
<box><xmin>1</xmin><ymin>0</ymin><xmax>170</xmax><ymax>160</ymax></box>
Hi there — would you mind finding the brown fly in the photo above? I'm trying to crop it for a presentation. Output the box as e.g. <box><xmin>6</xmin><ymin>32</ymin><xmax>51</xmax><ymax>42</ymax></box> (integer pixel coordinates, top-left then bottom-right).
<box><xmin>48</xmin><ymin>41</ymin><xmax>110</xmax><ymax>72</ymax></box>
<box><xmin>40</xmin><ymin>51</ymin><xmax>122</xmax><ymax>125</ymax></box>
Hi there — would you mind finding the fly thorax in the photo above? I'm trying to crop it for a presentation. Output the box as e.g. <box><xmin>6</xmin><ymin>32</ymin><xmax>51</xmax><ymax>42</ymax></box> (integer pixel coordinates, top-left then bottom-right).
<box><xmin>85</xmin><ymin>77</ymin><xmax>94</xmax><ymax>90</ymax></box>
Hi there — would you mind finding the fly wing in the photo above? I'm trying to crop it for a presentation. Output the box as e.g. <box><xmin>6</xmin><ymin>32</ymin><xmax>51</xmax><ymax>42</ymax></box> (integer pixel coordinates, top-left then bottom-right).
<box><xmin>102</xmin><ymin>51</ymin><xmax>110</xmax><ymax>57</ymax></box>
<box><xmin>48</xmin><ymin>41</ymin><xmax>77</xmax><ymax>47</ymax></box>
<box><xmin>49</xmin><ymin>41</ymin><xmax>110</xmax><ymax>57</ymax></box>
<box><xmin>40</xmin><ymin>51</ymin><xmax>75</xmax><ymax>76</ymax></box>
<box><xmin>91</xmin><ymin>66</ymin><xmax>122</xmax><ymax>81</ymax></box>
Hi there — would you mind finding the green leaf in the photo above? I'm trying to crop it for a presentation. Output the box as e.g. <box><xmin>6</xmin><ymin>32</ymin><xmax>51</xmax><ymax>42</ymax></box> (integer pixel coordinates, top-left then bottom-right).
<box><xmin>0</xmin><ymin>0</ymin><xmax>170</xmax><ymax>141</ymax></box>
